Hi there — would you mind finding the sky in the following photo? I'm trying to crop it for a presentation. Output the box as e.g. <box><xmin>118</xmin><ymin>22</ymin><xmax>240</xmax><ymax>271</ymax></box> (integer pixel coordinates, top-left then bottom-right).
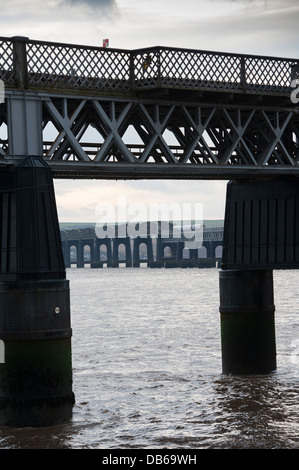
<box><xmin>1</xmin><ymin>0</ymin><xmax>298</xmax><ymax>223</ymax></box>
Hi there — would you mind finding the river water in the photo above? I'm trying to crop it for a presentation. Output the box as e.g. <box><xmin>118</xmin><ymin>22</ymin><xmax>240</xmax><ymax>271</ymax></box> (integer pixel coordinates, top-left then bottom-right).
<box><xmin>0</xmin><ymin>266</ymin><xmax>299</xmax><ymax>450</ymax></box>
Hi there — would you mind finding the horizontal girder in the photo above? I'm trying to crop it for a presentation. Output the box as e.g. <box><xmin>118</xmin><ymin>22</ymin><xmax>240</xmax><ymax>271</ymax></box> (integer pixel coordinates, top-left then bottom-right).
<box><xmin>1</xmin><ymin>92</ymin><xmax>299</xmax><ymax>179</ymax></box>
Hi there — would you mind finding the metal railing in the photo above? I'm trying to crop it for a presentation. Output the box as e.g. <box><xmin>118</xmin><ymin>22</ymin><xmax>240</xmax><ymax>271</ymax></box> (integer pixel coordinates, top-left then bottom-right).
<box><xmin>0</xmin><ymin>36</ymin><xmax>298</xmax><ymax>95</ymax></box>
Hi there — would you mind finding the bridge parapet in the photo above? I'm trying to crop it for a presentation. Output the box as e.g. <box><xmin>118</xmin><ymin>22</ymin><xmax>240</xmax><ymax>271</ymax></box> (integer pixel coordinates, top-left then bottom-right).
<box><xmin>1</xmin><ymin>36</ymin><xmax>298</xmax><ymax>97</ymax></box>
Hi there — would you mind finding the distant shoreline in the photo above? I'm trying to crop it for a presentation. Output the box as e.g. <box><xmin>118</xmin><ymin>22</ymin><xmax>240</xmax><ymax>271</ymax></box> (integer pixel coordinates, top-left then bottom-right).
<box><xmin>59</xmin><ymin>219</ymin><xmax>224</xmax><ymax>231</ymax></box>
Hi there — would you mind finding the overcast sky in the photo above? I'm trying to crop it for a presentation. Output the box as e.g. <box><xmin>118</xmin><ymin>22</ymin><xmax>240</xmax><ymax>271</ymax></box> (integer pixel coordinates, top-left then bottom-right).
<box><xmin>1</xmin><ymin>0</ymin><xmax>298</xmax><ymax>222</ymax></box>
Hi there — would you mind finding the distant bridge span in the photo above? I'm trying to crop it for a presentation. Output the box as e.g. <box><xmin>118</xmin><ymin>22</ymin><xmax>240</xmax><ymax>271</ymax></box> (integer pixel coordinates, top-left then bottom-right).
<box><xmin>0</xmin><ymin>36</ymin><xmax>299</xmax><ymax>180</ymax></box>
<box><xmin>60</xmin><ymin>224</ymin><xmax>224</xmax><ymax>268</ymax></box>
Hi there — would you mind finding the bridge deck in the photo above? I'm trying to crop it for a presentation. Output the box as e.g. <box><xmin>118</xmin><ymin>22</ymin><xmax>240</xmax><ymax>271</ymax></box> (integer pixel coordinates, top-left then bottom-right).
<box><xmin>0</xmin><ymin>37</ymin><xmax>299</xmax><ymax>180</ymax></box>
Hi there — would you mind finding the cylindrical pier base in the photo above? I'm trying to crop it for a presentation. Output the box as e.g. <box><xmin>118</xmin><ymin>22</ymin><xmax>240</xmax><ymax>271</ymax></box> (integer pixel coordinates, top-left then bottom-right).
<box><xmin>0</xmin><ymin>280</ymin><xmax>74</xmax><ymax>427</ymax></box>
<box><xmin>0</xmin><ymin>338</ymin><xmax>73</xmax><ymax>427</ymax></box>
<box><xmin>219</xmin><ymin>269</ymin><xmax>276</xmax><ymax>375</ymax></box>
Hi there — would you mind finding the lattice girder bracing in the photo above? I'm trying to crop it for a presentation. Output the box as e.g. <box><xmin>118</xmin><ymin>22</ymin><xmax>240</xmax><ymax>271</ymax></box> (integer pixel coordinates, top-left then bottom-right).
<box><xmin>1</xmin><ymin>91</ymin><xmax>298</xmax><ymax>179</ymax></box>
<box><xmin>43</xmin><ymin>96</ymin><xmax>299</xmax><ymax>172</ymax></box>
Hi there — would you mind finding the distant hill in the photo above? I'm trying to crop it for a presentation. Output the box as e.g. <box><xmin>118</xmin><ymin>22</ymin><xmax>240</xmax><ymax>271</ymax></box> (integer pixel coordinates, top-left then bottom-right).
<box><xmin>59</xmin><ymin>222</ymin><xmax>96</xmax><ymax>231</ymax></box>
<box><xmin>59</xmin><ymin>220</ymin><xmax>224</xmax><ymax>231</ymax></box>
<box><xmin>202</xmin><ymin>220</ymin><xmax>224</xmax><ymax>228</ymax></box>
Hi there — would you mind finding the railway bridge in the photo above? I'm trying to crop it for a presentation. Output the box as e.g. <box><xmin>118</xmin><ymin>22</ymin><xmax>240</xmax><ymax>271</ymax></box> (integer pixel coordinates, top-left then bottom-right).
<box><xmin>0</xmin><ymin>35</ymin><xmax>298</xmax><ymax>426</ymax></box>
<box><xmin>60</xmin><ymin>223</ymin><xmax>224</xmax><ymax>268</ymax></box>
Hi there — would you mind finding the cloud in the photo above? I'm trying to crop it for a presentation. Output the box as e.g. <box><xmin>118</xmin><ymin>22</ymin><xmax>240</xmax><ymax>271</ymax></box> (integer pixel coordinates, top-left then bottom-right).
<box><xmin>62</xmin><ymin>0</ymin><xmax>118</xmax><ymax>14</ymax></box>
<box><xmin>0</xmin><ymin>0</ymin><xmax>297</xmax><ymax>54</ymax></box>
<box><xmin>143</xmin><ymin>0</ymin><xmax>299</xmax><ymax>56</ymax></box>
<box><xmin>0</xmin><ymin>0</ymin><xmax>120</xmax><ymax>44</ymax></box>
<box><xmin>69</xmin><ymin>0</ymin><xmax>113</xmax><ymax>4</ymax></box>
<box><xmin>54</xmin><ymin>179</ymin><xmax>227</xmax><ymax>222</ymax></box>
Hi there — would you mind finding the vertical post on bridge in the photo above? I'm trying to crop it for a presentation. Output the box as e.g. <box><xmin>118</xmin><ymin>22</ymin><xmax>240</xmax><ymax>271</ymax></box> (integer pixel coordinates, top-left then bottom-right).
<box><xmin>12</xmin><ymin>36</ymin><xmax>29</xmax><ymax>89</ymax></box>
<box><xmin>0</xmin><ymin>157</ymin><xmax>74</xmax><ymax>426</ymax></box>
<box><xmin>219</xmin><ymin>177</ymin><xmax>299</xmax><ymax>375</ymax></box>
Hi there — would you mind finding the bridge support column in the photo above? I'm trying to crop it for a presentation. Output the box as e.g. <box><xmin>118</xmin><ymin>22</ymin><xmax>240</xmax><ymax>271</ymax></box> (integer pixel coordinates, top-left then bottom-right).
<box><xmin>176</xmin><ymin>241</ymin><xmax>184</xmax><ymax>262</ymax></box>
<box><xmin>77</xmin><ymin>240</ymin><xmax>84</xmax><ymax>268</ymax></box>
<box><xmin>219</xmin><ymin>269</ymin><xmax>276</xmax><ymax>374</ymax></box>
<box><xmin>219</xmin><ymin>177</ymin><xmax>299</xmax><ymax>375</ymax></box>
<box><xmin>62</xmin><ymin>240</ymin><xmax>71</xmax><ymax>268</ymax></box>
<box><xmin>0</xmin><ymin>157</ymin><xmax>74</xmax><ymax>426</ymax></box>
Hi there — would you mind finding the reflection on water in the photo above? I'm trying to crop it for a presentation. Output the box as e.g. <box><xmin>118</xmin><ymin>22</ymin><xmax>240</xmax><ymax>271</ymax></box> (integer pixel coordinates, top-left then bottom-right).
<box><xmin>0</xmin><ymin>268</ymin><xmax>299</xmax><ymax>449</ymax></box>
<box><xmin>213</xmin><ymin>374</ymin><xmax>299</xmax><ymax>449</ymax></box>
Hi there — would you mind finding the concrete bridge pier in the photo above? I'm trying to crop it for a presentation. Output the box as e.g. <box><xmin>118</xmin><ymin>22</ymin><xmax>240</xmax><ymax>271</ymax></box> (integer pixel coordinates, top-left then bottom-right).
<box><xmin>219</xmin><ymin>269</ymin><xmax>276</xmax><ymax>374</ymax></box>
<box><xmin>219</xmin><ymin>177</ymin><xmax>299</xmax><ymax>375</ymax></box>
<box><xmin>76</xmin><ymin>240</ymin><xmax>85</xmax><ymax>268</ymax></box>
<box><xmin>62</xmin><ymin>240</ymin><xmax>71</xmax><ymax>268</ymax></box>
<box><xmin>0</xmin><ymin>157</ymin><xmax>74</xmax><ymax>426</ymax></box>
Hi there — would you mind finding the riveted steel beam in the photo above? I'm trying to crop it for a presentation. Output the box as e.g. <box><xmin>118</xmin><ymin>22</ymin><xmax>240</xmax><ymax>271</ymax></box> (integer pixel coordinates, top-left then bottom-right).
<box><xmin>0</xmin><ymin>78</ymin><xmax>298</xmax><ymax>179</ymax></box>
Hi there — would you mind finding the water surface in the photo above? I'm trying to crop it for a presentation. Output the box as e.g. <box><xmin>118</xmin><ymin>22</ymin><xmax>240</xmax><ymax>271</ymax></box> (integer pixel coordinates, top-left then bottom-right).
<box><xmin>0</xmin><ymin>267</ymin><xmax>299</xmax><ymax>449</ymax></box>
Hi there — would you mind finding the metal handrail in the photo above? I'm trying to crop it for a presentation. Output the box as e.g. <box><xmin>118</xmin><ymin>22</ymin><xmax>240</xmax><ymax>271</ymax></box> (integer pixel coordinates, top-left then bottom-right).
<box><xmin>0</xmin><ymin>36</ymin><xmax>298</xmax><ymax>94</ymax></box>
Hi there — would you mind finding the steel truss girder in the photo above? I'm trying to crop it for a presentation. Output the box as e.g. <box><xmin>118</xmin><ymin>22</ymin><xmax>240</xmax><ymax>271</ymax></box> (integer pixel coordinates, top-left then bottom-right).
<box><xmin>1</xmin><ymin>92</ymin><xmax>299</xmax><ymax>179</ymax></box>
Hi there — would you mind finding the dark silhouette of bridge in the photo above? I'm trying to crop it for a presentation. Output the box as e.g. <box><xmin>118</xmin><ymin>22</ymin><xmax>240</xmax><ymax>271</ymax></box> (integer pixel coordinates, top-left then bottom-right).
<box><xmin>0</xmin><ymin>35</ymin><xmax>298</xmax><ymax>426</ymax></box>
